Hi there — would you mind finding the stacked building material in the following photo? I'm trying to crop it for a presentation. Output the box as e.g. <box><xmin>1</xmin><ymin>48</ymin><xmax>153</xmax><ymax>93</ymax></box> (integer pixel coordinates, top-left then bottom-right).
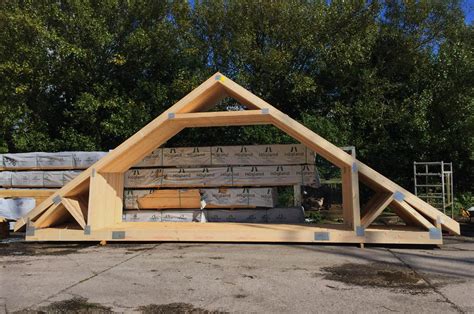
<box><xmin>0</xmin><ymin>144</ymin><xmax>319</xmax><ymax>225</ymax></box>
<box><xmin>124</xmin><ymin>165</ymin><xmax>319</xmax><ymax>188</ymax></box>
<box><xmin>0</xmin><ymin>152</ymin><xmax>106</xmax><ymax>170</ymax></box>
<box><xmin>134</xmin><ymin>144</ymin><xmax>315</xmax><ymax>167</ymax></box>
<box><xmin>123</xmin><ymin>188</ymin><xmax>276</xmax><ymax>210</ymax></box>
<box><xmin>122</xmin><ymin>207</ymin><xmax>305</xmax><ymax>224</ymax></box>
<box><xmin>0</xmin><ymin>171</ymin><xmax>81</xmax><ymax>188</ymax></box>
<box><xmin>137</xmin><ymin>189</ymin><xmax>201</xmax><ymax>209</ymax></box>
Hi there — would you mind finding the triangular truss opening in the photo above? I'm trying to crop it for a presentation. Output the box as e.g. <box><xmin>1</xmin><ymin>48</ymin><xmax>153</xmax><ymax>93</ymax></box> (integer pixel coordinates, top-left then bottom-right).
<box><xmin>360</xmin><ymin>184</ymin><xmax>436</xmax><ymax>231</ymax></box>
<box><xmin>32</xmin><ymin>192</ymin><xmax>88</xmax><ymax>230</ymax></box>
<box><xmin>33</xmin><ymin>203</ymin><xmax>83</xmax><ymax>230</ymax></box>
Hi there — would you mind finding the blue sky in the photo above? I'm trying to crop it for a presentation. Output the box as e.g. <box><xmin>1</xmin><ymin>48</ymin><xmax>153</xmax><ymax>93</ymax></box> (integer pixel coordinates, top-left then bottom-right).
<box><xmin>463</xmin><ymin>0</ymin><xmax>473</xmax><ymax>24</ymax></box>
<box><xmin>189</xmin><ymin>0</ymin><xmax>473</xmax><ymax>24</ymax></box>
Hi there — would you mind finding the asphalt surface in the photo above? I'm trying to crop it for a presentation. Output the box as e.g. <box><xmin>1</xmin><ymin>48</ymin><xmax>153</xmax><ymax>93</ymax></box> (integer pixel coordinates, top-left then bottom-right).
<box><xmin>0</xmin><ymin>236</ymin><xmax>473</xmax><ymax>313</ymax></box>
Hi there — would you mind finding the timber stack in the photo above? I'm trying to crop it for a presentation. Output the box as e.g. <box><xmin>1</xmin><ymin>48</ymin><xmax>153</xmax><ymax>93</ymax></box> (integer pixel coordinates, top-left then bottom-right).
<box><xmin>0</xmin><ymin>144</ymin><xmax>319</xmax><ymax>224</ymax></box>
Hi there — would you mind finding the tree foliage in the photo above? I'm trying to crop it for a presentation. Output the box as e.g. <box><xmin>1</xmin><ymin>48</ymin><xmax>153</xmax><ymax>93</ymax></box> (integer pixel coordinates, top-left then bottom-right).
<box><xmin>0</xmin><ymin>0</ymin><xmax>472</xmax><ymax>191</ymax></box>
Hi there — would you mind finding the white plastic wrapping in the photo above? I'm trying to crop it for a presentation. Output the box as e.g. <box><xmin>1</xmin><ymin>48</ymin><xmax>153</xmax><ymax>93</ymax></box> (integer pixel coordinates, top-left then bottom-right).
<box><xmin>202</xmin><ymin>188</ymin><xmax>275</xmax><ymax>208</ymax></box>
<box><xmin>0</xmin><ymin>172</ymin><xmax>13</xmax><ymax>187</ymax></box>
<box><xmin>2</xmin><ymin>153</ymin><xmax>38</xmax><ymax>168</ymax></box>
<box><xmin>122</xmin><ymin>207</ymin><xmax>305</xmax><ymax>224</ymax></box>
<box><xmin>162</xmin><ymin>147</ymin><xmax>211</xmax><ymax>167</ymax></box>
<box><xmin>11</xmin><ymin>171</ymin><xmax>44</xmax><ymax>187</ymax></box>
<box><xmin>125</xmin><ymin>165</ymin><xmax>319</xmax><ymax>188</ymax></box>
<box><xmin>0</xmin><ymin>171</ymin><xmax>81</xmax><ymax>188</ymax></box>
<box><xmin>122</xmin><ymin>210</ymin><xmax>202</xmax><ymax>222</ymax></box>
<box><xmin>37</xmin><ymin>153</ymin><xmax>74</xmax><ymax>168</ymax></box>
<box><xmin>0</xmin><ymin>197</ymin><xmax>36</xmax><ymax>220</ymax></box>
<box><xmin>72</xmin><ymin>152</ymin><xmax>106</xmax><ymax>169</ymax></box>
<box><xmin>0</xmin><ymin>151</ymin><xmax>106</xmax><ymax>169</ymax></box>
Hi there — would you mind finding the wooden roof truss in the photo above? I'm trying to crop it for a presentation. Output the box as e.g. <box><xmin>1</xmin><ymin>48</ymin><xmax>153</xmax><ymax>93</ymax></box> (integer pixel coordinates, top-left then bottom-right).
<box><xmin>16</xmin><ymin>73</ymin><xmax>460</xmax><ymax>244</ymax></box>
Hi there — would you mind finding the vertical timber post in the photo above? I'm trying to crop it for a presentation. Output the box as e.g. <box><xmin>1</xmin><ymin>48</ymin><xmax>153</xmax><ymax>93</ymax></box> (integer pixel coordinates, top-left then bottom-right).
<box><xmin>87</xmin><ymin>171</ymin><xmax>124</xmax><ymax>231</ymax></box>
<box><xmin>342</xmin><ymin>161</ymin><xmax>361</xmax><ymax>231</ymax></box>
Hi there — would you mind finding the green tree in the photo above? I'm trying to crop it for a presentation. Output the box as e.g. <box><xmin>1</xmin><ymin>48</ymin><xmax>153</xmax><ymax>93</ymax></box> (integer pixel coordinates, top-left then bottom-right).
<box><xmin>0</xmin><ymin>0</ymin><xmax>472</xmax><ymax>192</ymax></box>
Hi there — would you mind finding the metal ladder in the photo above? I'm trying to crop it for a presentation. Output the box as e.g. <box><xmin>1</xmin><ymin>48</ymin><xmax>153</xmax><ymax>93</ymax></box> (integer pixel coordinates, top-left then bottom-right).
<box><xmin>414</xmin><ymin>161</ymin><xmax>454</xmax><ymax>218</ymax></box>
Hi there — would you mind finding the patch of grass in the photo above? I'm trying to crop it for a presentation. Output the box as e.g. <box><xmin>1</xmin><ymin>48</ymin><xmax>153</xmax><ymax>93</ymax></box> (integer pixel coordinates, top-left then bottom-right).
<box><xmin>305</xmin><ymin>211</ymin><xmax>323</xmax><ymax>223</ymax></box>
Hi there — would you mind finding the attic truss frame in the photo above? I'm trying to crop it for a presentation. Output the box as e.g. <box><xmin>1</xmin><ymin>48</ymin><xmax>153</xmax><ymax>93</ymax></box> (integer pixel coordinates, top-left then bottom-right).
<box><xmin>16</xmin><ymin>73</ymin><xmax>459</xmax><ymax>244</ymax></box>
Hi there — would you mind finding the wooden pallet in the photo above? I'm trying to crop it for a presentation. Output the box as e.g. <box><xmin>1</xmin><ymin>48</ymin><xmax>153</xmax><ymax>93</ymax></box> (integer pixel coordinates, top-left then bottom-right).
<box><xmin>15</xmin><ymin>73</ymin><xmax>460</xmax><ymax>244</ymax></box>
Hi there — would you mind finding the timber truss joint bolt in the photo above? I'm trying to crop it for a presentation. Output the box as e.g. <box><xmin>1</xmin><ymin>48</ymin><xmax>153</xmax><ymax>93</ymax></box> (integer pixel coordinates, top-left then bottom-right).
<box><xmin>352</xmin><ymin>162</ymin><xmax>358</xmax><ymax>173</ymax></box>
<box><xmin>394</xmin><ymin>191</ymin><xmax>405</xmax><ymax>202</ymax></box>
<box><xmin>215</xmin><ymin>74</ymin><xmax>225</xmax><ymax>82</ymax></box>
<box><xmin>53</xmin><ymin>195</ymin><xmax>62</xmax><ymax>205</ymax></box>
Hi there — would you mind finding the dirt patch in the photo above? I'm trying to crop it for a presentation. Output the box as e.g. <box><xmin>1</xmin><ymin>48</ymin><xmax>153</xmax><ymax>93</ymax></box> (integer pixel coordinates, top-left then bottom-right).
<box><xmin>233</xmin><ymin>294</ymin><xmax>247</xmax><ymax>299</ymax></box>
<box><xmin>126</xmin><ymin>247</ymin><xmax>152</xmax><ymax>252</ymax></box>
<box><xmin>21</xmin><ymin>297</ymin><xmax>112</xmax><ymax>313</ymax></box>
<box><xmin>175</xmin><ymin>244</ymin><xmax>206</xmax><ymax>250</ymax></box>
<box><xmin>137</xmin><ymin>303</ymin><xmax>225</xmax><ymax>313</ymax></box>
<box><xmin>322</xmin><ymin>262</ymin><xmax>430</xmax><ymax>292</ymax></box>
<box><xmin>0</xmin><ymin>242</ymin><xmax>92</xmax><ymax>256</ymax></box>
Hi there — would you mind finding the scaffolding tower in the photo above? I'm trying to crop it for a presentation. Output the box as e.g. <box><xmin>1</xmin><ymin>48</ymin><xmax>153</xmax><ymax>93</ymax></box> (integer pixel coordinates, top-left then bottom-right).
<box><xmin>414</xmin><ymin>161</ymin><xmax>454</xmax><ymax>218</ymax></box>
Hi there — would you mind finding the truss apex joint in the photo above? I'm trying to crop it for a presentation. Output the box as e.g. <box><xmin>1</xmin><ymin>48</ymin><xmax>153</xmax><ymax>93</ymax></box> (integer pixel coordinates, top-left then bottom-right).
<box><xmin>215</xmin><ymin>74</ymin><xmax>225</xmax><ymax>82</ymax></box>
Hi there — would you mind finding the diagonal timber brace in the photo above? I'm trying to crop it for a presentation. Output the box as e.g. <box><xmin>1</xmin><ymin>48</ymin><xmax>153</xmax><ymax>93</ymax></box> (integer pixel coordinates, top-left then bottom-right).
<box><xmin>361</xmin><ymin>192</ymin><xmax>394</xmax><ymax>228</ymax></box>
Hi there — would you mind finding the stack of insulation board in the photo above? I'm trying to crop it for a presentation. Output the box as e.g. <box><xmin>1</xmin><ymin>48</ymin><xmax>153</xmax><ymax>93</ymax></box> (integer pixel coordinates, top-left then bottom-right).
<box><xmin>134</xmin><ymin>144</ymin><xmax>315</xmax><ymax>167</ymax></box>
<box><xmin>124</xmin><ymin>188</ymin><xmax>277</xmax><ymax>210</ymax></box>
<box><xmin>0</xmin><ymin>144</ymin><xmax>319</xmax><ymax>224</ymax></box>
<box><xmin>0</xmin><ymin>152</ymin><xmax>107</xmax><ymax>170</ymax></box>
<box><xmin>123</xmin><ymin>187</ymin><xmax>306</xmax><ymax>223</ymax></box>
<box><xmin>0</xmin><ymin>152</ymin><xmax>106</xmax><ymax>188</ymax></box>
<box><xmin>0</xmin><ymin>171</ymin><xmax>82</xmax><ymax>188</ymax></box>
<box><xmin>123</xmin><ymin>207</ymin><xmax>305</xmax><ymax>223</ymax></box>
<box><xmin>123</xmin><ymin>164</ymin><xmax>318</xmax><ymax>188</ymax></box>
<box><xmin>0</xmin><ymin>144</ymin><xmax>319</xmax><ymax>189</ymax></box>
<box><xmin>124</xmin><ymin>144</ymin><xmax>318</xmax><ymax>224</ymax></box>
<box><xmin>0</xmin><ymin>152</ymin><xmax>106</xmax><ymax>224</ymax></box>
